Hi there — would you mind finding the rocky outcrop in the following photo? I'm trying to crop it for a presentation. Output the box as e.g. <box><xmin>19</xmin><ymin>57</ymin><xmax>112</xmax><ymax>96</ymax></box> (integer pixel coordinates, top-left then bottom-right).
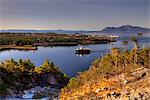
<box><xmin>60</xmin><ymin>68</ymin><xmax>150</xmax><ymax>100</ymax></box>
<box><xmin>0</xmin><ymin>59</ymin><xmax>69</xmax><ymax>99</ymax></box>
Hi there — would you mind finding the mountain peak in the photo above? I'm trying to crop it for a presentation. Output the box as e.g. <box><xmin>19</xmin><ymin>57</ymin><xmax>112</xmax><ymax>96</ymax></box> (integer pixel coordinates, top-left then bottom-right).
<box><xmin>100</xmin><ymin>25</ymin><xmax>150</xmax><ymax>33</ymax></box>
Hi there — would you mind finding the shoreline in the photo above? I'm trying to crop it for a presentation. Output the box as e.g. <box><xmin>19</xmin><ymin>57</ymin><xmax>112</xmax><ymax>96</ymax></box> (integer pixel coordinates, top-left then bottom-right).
<box><xmin>0</xmin><ymin>86</ymin><xmax>60</xmax><ymax>99</ymax></box>
<box><xmin>0</xmin><ymin>40</ymin><xmax>116</xmax><ymax>51</ymax></box>
<box><xmin>0</xmin><ymin>45</ymin><xmax>37</xmax><ymax>51</ymax></box>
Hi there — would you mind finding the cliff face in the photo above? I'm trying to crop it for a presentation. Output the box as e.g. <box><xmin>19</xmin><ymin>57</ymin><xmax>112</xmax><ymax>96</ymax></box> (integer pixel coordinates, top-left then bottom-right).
<box><xmin>60</xmin><ymin>48</ymin><xmax>150</xmax><ymax>100</ymax></box>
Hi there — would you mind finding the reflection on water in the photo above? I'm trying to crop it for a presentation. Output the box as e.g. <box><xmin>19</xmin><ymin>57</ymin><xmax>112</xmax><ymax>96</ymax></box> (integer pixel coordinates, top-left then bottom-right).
<box><xmin>75</xmin><ymin>53</ymin><xmax>90</xmax><ymax>57</ymax></box>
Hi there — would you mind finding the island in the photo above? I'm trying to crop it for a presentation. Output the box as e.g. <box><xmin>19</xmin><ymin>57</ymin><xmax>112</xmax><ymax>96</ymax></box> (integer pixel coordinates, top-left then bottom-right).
<box><xmin>0</xmin><ymin>32</ymin><xmax>117</xmax><ymax>51</ymax></box>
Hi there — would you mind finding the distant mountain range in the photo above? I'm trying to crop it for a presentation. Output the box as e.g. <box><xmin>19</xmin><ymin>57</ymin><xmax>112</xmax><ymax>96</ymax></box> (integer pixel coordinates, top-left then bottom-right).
<box><xmin>0</xmin><ymin>29</ymin><xmax>95</xmax><ymax>34</ymax></box>
<box><xmin>0</xmin><ymin>25</ymin><xmax>149</xmax><ymax>34</ymax></box>
<box><xmin>100</xmin><ymin>25</ymin><xmax>150</xmax><ymax>34</ymax></box>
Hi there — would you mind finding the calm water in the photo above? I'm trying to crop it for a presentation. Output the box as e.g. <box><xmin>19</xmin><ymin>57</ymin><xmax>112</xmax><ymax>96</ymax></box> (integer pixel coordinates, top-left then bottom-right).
<box><xmin>0</xmin><ymin>33</ymin><xmax>150</xmax><ymax>77</ymax></box>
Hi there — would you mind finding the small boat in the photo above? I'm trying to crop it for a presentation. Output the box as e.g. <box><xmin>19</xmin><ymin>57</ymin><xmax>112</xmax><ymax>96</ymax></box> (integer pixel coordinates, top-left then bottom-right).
<box><xmin>75</xmin><ymin>47</ymin><xmax>91</xmax><ymax>54</ymax></box>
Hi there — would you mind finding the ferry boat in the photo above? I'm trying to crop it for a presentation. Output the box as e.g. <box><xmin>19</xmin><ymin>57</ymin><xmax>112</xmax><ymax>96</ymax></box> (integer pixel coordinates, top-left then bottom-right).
<box><xmin>75</xmin><ymin>47</ymin><xmax>91</xmax><ymax>54</ymax></box>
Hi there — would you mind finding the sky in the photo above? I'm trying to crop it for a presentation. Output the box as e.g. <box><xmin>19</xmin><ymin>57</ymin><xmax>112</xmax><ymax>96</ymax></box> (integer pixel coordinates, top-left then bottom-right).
<box><xmin>0</xmin><ymin>0</ymin><xmax>149</xmax><ymax>30</ymax></box>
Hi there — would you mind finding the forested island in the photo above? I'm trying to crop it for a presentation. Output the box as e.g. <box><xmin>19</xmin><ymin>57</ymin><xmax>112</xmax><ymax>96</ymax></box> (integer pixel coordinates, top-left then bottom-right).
<box><xmin>0</xmin><ymin>32</ymin><xmax>117</xmax><ymax>51</ymax></box>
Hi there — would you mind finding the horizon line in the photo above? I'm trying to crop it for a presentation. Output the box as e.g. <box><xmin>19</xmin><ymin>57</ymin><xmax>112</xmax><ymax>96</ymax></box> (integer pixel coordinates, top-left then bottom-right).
<box><xmin>0</xmin><ymin>25</ymin><xmax>149</xmax><ymax>31</ymax></box>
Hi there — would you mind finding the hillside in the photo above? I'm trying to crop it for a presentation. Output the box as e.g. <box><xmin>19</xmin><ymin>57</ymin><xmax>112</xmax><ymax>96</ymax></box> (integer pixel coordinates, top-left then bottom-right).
<box><xmin>100</xmin><ymin>25</ymin><xmax>150</xmax><ymax>34</ymax></box>
<box><xmin>60</xmin><ymin>47</ymin><xmax>150</xmax><ymax>99</ymax></box>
